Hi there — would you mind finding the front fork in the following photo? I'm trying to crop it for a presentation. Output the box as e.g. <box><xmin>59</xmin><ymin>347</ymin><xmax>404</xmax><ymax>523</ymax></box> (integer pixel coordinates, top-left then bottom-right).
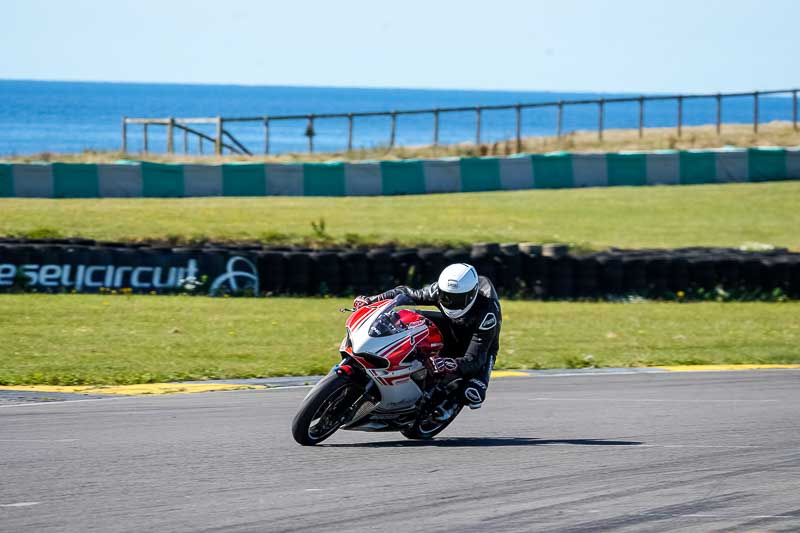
<box><xmin>332</xmin><ymin>359</ymin><xmax>380</xmax><ymax>424</ymax></box>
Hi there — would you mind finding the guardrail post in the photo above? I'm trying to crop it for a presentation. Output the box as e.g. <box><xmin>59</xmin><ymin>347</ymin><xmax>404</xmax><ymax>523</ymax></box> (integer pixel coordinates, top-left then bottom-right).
<box><xmin>143</xmin><ymin>123</ymin><xmax>149</xmax><ymax>153</ymax></box>
<box><xmin>794</xmin><ymin>90</ymin><xmax>798</xmax><ymax>132</ymax></box>
<box><xmin>183</xmin><ymin>128</ymin><xmax>188</xmax><ymax>154</ymax></box>
<box><xmin>264</xmin><ymin>118</ymin><xmax>270</xmax><ymax>154</ymax></box>
<box><xmin>389</xmin><ymin>112</ymin><xmax>397</xmax><ymax>148</ymax></box>
<box><xmin>515</xmin><ymin>104</ymin><xmax>522</xmax><ymax>152</ymax></box>
<box><xmin>347</xmin><ymin>114</ymin><xmax>354</xmax><ymax>152</ymax></box>
<box><xmin>716</xmin><ymin>93</ymin><xmax>722</xmax><ymax>135</ymax></box>
<box><xmin>167</xmin><ymin>117</ymin><xmax>175</xmax><ymax>153</ymax></box>
<box><xmin>433</xmin><ymin>110</ymin><xmax>440</xmax><ymax>147</ymax></box>
<box><xmin>121</xmin><ymin>117</ymin><xmax>128</xmax><ymax>152</ymax></box>
<box><xmin>638</xmin><ymin>97</ymin><xmax>644</xmax><ymax>138</ymax></box>
<box><xmin>677</xmin><ymin>95</ymin><xmax>683</xmax><ymax>137</ymax></box>
<box><xmin>597</xmin><ymin>99</ymin><xmax>604</xmax><ymax>141</ymax></box>
<box><xmin>215</xmin><ymin>117</ymin><xmax>223</xmax><ymax>155</ymax></box>
<box><xmin>557</xmin><ymin>101</ymin><xmax>563</xmax><ymax>138</ymax></box>
<box><xmin>753</xmin><ymin>91</ymin><xmax>759</xmax><ymax>133</ymax></box>
<box><xmin>198</xmin><ymin>136</ymin><xmax>203</xmax><ymax>154</ymax></box>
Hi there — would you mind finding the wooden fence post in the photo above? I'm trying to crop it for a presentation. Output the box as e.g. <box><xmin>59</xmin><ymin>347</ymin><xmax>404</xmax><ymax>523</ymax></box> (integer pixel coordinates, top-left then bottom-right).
<box><xmin>638</xmin><ymin>97</ymin><xmax>644</xmax><ymax>138</ymax></box>
<box><xmin>597</xmin><ymin>99</ymin><xmax>604</xmax><ymax>141</ymax></box>
<box><xmin>716</xmin><ymin>93</ymin><xmax>722</xmax><ymax>135</ymax></box>
<box><xmin>199</xmin><ymin>136</ymin><xmax>203</xmax><ymax>154</ymax></box>
<box><xmin>167</xmin><ymin>117</ymin><xmax>175</xmax><ymax>153</ymax></box>
<box><xmin>143</xmin><ymin>123</ymin><xmax>149</xmax><ymax>153</ymax></box>
<box><xmin>306</xmin><ymin>115</ymin><xmax>315</xmax><ymax>153</ymax></box>
<box><xmin>475</xmin><ymin>107</ymin><xmax>482</xmax><ymax>145</ymax></box>
<box><xmin>183</xmin><ymin>128</ymin><xmax>188</xmax><ymax>154</ymax></box>
<box><xmin>515</xmin><ymin>104</ymin><xmax>522</xmax><ymax>152</ymax></box>
<box><xmin>389</xmin><ymin>112</ymin><xmax>397</xmax><ymax>148</ymax></box>
<box><xmin>264</xmin><ymin>118</ymin><xmax>270</xmax><ymax>154</ymax></box>
<box><xmin>121</xmin><ymin>117</ymin><xmax>127</xmax><ymax>152</ymax></box>
<box><xmin>753</xmin><ymin>91</ymin><xmax>759</xmax><ymax>133</ymax></box>
<box><xmin>557</xmin><ymin>101</ymin><xmax>563</xmax><ymax>138</ymax></box>
<box><xmin>347</xmin><ymin>114</ymin><xmax>354</xmax><ymax>152</ymax></box>
<box><xmin>215</xmin><ymin>117</ymin><xmax>223</xmax><ymax>155</ymax></box>
<box><xmin>433</xmin><ymin>110</ymin><xmax>440</xmax><ymax>146</ymax></box>
<box><xmin>677</xmin><ymin>96</ymin><xmax>683</xmax><ymax>137</ymax></box>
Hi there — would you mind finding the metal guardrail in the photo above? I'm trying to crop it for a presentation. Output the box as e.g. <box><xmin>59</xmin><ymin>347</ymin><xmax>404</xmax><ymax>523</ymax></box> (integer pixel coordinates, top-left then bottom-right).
<box><xmin>122</xmin><ymin>89</ymin><xmax>800</xmax><ymax>156</ymax></box>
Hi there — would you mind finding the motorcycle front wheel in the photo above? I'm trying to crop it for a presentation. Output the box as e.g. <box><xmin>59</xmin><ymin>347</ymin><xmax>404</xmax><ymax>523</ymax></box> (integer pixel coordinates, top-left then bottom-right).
<box><xmin>292</xmin><ymin>373</ymin><xmax>360</xmax><ymax>446</ymax></box>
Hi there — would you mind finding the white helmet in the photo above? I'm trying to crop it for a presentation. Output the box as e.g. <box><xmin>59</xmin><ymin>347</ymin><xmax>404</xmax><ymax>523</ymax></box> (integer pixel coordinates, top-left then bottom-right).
<box><xmin>437</xmin><ymin>263</ymin><xmax>479</xmax><ymax>319</ymax></box>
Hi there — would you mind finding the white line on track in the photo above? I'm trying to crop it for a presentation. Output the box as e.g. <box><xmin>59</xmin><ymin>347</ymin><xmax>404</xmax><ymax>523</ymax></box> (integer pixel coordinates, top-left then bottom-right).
<box><xmin>637</xmin><ymin>444</ymin><xmax>763</xmax><ymax>449</ymax></box>
<box><xmin>0</xmin><ymin>502</ymin><xmax>40</xmax><ymax>508</ymax></box>
<box><xmin>0</xmin><ymin>384</ymin><xmax>316</xmax><ymax>408</ymax></box>
<box><xmin>0</xmin><ymin>439</ymin><xmax>77</xmax><ymax>443</ymax></box>
<box><xmin>644</xmin><ymin>512</ymin><xmax>796</xmax><ymax>519</ymax></box>
<box><xmin>527</xmin><ymin>397</ymin><xmax>778</xmax><ymax>403</ymax></box>
<box><xmin>0</xmin><ymin>396</ymin><xmax>140</xmax><ymax>409</ymax></box>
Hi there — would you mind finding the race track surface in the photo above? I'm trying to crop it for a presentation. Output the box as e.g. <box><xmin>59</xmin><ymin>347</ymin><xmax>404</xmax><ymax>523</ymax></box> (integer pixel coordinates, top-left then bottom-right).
<box><xmin>2</xmin><ymin>371</ymin><xmax>799</xmax><ymax>532</ymax></box>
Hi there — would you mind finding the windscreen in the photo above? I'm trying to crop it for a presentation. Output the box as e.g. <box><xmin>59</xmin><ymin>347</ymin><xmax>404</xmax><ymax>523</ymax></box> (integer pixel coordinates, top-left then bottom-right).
<box><xmin>367</xmin><ymin>294</ymin><xmax>413</xmax><ymax>338</ymax></box>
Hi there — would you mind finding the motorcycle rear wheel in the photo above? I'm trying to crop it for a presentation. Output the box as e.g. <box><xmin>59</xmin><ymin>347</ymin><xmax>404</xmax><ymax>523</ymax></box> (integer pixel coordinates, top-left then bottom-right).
<box><xmin>401</xmin><ymin>404</ymin><xmax>463</xmax><ymax>440</ymax></box>
<box><xmin>292</xmin><ymin>373</ymin><xmax>359</xmax><ymax>446</ymax></box>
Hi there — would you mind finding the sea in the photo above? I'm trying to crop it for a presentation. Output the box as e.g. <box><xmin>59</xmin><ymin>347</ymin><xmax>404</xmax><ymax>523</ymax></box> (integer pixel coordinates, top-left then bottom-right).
<box><xmin>0</xmin><ymin>80</ymin><xmax>795</xmax><ymax>156</ymax></box>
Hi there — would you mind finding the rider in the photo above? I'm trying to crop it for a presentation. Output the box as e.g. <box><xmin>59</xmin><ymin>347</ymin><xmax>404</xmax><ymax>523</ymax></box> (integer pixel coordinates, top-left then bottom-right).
<box><xmin>353</xmin><ymin>263</ymin><xmax>502</xmax><ymax>411</ymax></box>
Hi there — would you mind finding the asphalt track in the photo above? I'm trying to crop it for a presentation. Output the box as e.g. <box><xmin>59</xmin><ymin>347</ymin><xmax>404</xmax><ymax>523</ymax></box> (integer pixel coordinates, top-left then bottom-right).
<box><xmin>2</xmin><ymin>371</ymin><xmax>799</xmax><ymax>532</ymax></box>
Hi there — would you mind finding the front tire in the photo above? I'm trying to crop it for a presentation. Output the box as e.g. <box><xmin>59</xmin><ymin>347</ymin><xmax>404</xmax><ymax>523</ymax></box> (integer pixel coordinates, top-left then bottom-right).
<box><xmin>292</xmin><ymin>373</ymin><xmax>359</xmax><ymax>446</ymax></box>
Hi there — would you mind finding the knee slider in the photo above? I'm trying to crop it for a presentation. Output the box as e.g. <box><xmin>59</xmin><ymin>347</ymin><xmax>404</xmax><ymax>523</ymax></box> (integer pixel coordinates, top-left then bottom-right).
<box><xmin>463</xmin><ymin>378</ymin><xmax>486</xmax><ymax>405</ymax></box>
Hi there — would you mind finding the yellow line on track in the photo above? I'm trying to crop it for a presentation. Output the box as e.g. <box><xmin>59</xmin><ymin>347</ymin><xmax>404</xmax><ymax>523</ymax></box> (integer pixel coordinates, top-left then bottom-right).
<box><xmin>657</xmin><ymin>364</ymin><xmax>800</xmax><ymax>372</ymax></box>
<box><xmin>491</xmin><ymin>371</ymin><xmax>530</xmax><ymax>377</ymax></box>
<box><xmin>0</xmin><ymin>383</ymin><xmax>267</xmax><ymax>395</ymax></box>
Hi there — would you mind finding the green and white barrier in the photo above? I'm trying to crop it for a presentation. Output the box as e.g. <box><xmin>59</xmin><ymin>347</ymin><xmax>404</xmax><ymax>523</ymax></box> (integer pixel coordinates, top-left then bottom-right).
<box><xmin>1</xmin><ymin>147</ymin><xmax>798</xmax><ymax>198</ymax></box>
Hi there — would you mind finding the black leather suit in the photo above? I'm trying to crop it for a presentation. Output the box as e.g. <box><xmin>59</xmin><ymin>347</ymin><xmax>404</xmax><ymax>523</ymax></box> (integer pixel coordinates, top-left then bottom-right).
<box><xmin>365</xmin><ymin>276</ymin><xmax>502</xmax><ymax>405</ymax></box>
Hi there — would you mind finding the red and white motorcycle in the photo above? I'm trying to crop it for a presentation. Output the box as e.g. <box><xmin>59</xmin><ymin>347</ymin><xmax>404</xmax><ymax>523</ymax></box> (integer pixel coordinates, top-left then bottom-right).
<box><xmin>292</xmin><ymin>294</ymin><xmax>464</xmax><ymax>445</ymax></box>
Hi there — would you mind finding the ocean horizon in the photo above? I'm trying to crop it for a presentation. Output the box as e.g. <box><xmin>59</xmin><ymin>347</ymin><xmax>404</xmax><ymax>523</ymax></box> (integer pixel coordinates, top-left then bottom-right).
<box><xmin>0</xmin><ymin>79</ymin><xmax>795</xmax><ymax>156</ymax></box>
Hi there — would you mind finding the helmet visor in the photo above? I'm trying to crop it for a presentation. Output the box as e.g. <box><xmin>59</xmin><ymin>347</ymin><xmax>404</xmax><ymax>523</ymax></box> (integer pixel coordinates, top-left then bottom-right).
<box><xmin>439</xmin><ymin>286</ymin><xmax>478</xmax><ymax>311</ymax></box>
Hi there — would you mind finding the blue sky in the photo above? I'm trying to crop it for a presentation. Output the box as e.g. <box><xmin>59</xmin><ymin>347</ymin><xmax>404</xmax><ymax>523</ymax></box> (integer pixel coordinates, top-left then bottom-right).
<box><xmin>3</xmin><ymin>0</ymin><xmax>798</xmax><ymax>93</ymax></box>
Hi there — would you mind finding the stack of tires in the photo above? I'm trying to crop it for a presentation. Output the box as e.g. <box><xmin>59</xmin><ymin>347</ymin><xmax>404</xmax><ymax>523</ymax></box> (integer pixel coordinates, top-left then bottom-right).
<box><xmin>1</xmin><ymin>238</ymin><xmax>798</xmax><ymax>299</ymax></box>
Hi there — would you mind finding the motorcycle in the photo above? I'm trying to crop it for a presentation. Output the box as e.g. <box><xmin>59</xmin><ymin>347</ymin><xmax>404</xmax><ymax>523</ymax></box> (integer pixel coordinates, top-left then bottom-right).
<box><xmin>291</xmin><ymin>294</ymin><xmax>465</xmax><ymax>446</ymax></box>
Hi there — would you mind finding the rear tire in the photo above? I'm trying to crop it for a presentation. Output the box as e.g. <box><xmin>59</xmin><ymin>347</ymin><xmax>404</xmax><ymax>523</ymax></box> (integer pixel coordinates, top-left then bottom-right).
<box><xmin>292</xmin><ymin>373</ymin><xmax>359</xmax><ymax>446</ymax></box>
<box><xmin>401</xmin><ymin>404</ymin><xmax>463</xmax><ymax>440</ymax></box>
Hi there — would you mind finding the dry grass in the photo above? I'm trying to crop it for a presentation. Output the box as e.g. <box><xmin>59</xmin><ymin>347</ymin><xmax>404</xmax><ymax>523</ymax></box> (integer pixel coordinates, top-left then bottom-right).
<box><xmin>3</xmin><ymin>122</ymin><xmax>798</xmax><ymax>164</ymax></box>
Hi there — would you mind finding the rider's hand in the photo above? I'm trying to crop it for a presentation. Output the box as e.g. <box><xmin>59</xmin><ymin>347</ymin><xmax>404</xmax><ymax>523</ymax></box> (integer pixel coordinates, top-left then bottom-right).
<box><xmin>353</xmin><ymin>296</ymin><xmax>370</xmax><ymax>309</ymax></box>
<box><xmin>428</xmin><ymin>356</ymin><xmax>459</xmax><ymax>375</ymax></box>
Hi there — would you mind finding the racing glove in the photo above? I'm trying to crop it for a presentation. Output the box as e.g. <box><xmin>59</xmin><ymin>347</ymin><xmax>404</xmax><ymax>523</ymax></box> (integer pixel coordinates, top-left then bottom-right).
<box><xmin>427</xmin><ymin>356</ymin><xmax>459</xmax><ymax>375</ymax></box>
<box><xmin>353</xmin><ymin>296</ymin><xmax>370</xmax><ymax>309</ymax></box>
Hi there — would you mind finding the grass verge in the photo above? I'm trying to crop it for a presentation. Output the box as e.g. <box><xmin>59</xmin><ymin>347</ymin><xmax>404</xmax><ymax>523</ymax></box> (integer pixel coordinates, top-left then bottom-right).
<box><xmin>1</xmin><ymin>294</ymin><xmax>797</xmax><ymax>385</ymax></box>
<box><xmin>2</xmin><ymin>182</ymin><xmax>799</xmax><ymax>250</ymax></box>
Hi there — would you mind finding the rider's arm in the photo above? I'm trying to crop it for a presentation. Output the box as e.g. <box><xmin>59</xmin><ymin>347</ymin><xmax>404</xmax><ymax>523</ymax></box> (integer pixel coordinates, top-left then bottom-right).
<box><xmin>455</xmin><ymin>310</ymin><xmax>499</xmax><ymax>377</ymax></box>
<box><xmin>366</xmin><ymin>283</ymin><xmax>439</xmax><ymax>306</ymax></box>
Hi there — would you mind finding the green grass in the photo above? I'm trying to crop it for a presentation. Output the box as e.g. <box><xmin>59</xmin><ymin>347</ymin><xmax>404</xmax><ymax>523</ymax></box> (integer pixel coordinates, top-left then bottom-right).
<box><xmin>2</xmin><ymin>181</ymin><xmax>799</xmax><ymax>250</ymax></box>
<box><xmin>1</xmin><ymin>294</ymin><xmax>798</xmax><ymax>385</ymax></box>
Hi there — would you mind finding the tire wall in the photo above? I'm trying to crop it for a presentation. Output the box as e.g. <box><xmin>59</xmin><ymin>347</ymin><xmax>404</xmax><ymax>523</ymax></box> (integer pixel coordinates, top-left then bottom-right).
<box><xmin>0</xmin><ymin>239</ymin><xmax>798</xmax><ymax>299</ymax></box>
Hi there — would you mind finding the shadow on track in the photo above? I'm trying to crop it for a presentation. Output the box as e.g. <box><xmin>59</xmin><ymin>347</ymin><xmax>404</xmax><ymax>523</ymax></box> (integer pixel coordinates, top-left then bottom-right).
<box><xmin>322</xmin><ymin>437</ymin><xmax>643</xmax><ymax>448</ymax></box>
